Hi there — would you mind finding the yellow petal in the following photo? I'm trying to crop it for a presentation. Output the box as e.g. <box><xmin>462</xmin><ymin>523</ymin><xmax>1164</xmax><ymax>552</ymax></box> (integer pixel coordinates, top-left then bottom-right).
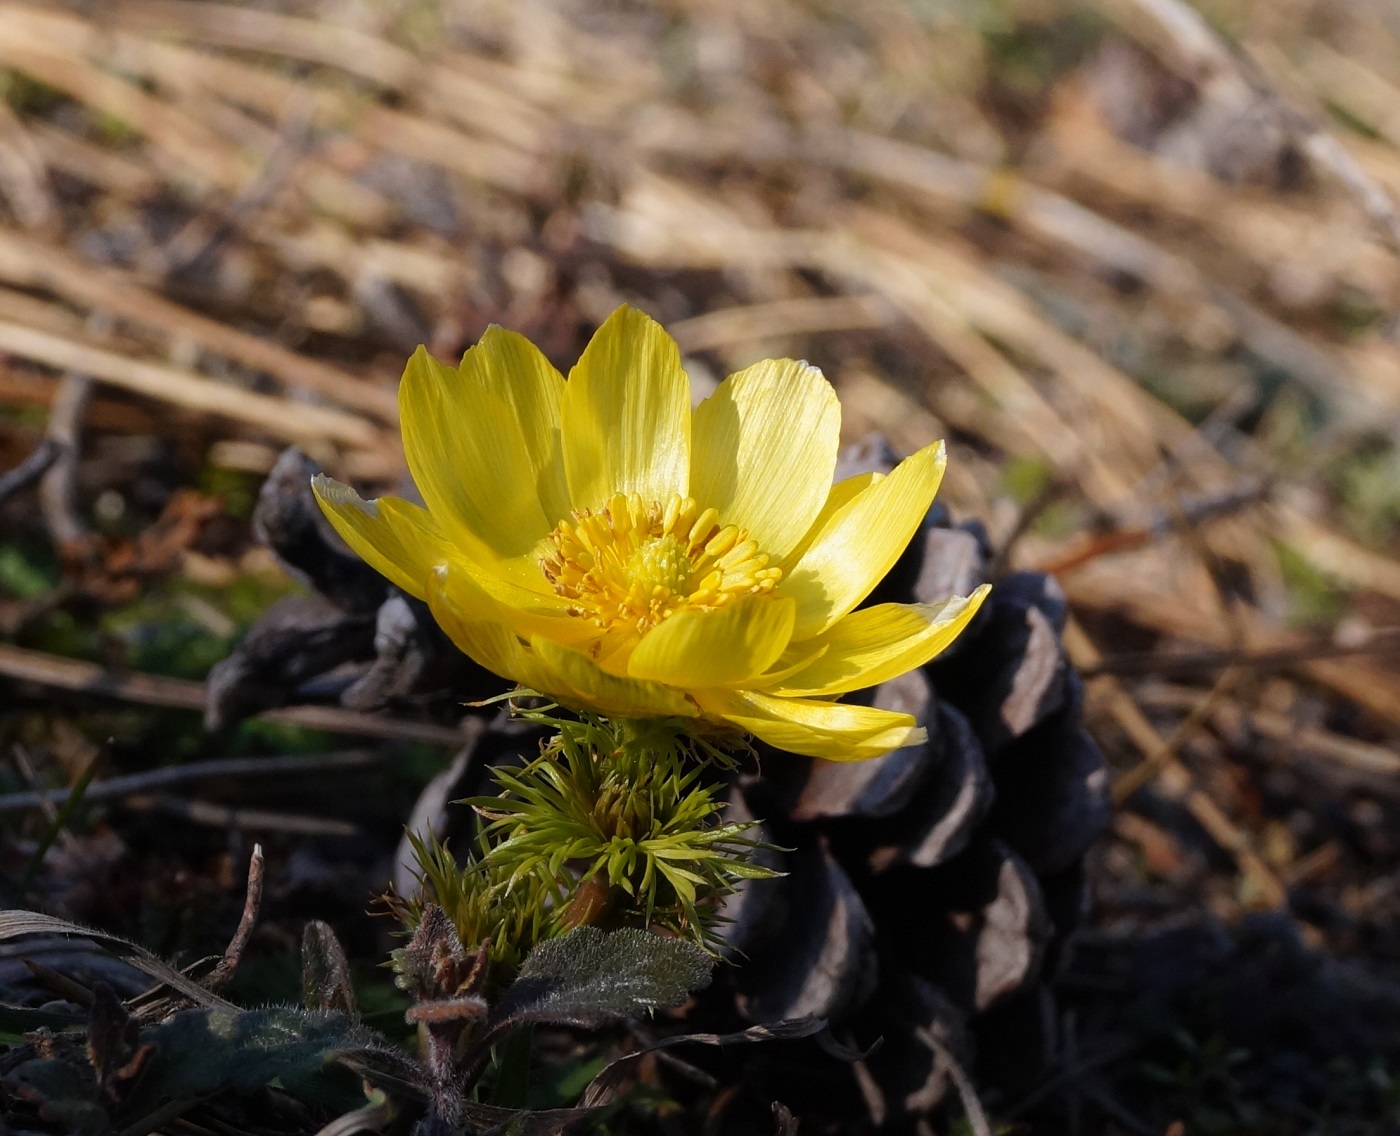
<box><xmin>400</xmin><ymin>344</ymin><xmax>555</xmax><ymax>559</ymax></box>
<box><xmin>783</xmin><ymin>470</ymin><xmax>880</xmax><ymax>569</ymax></box>
<box><xmin>311</xmin><ymin>475</ymin><xmax>449</xmax><ymax>600</ymax></box>
<box><xmin>426</xmin><ymin>568</ymin><xmax>540</xmax><ymax>689</ymax></box>
<box><xmin>690</xmin><ymin>359</ymin><xmax>840</xmax><ymax>560</ymax></box>
<box><xmin>561</xmin><ymin>306</ymin><xmax>690</xmax><ymax>510</ymax></box>
<box><xmin>437</xmin><ymin>560</ymin><xmax>598</xmax><ymax>652</ymax></box>
<box><xmin>459</xmin><ymin>326</ymin><xmax>571</xmax><ymax>527</ymax></box>
<box><xmin>752</xmin><ymin>643</ymin><xmax>830</xmax><ymax>687</ymax></box>
<box><xmin>765</xmin><ymin>585</ymin><xmax>991</xmax><ymax>697</ymax></box>
<box><xmin>627</xmin><ymin>595</ymin><xmax>796</xmax><ymax>687</ymax></box>
<box><xmin>695</xmin><ymin>688</ymin><xmax>925</xmax><ymax>762</ymax></box>
<box><xmin>529</xmin><ymin>637</ymin><xmax>697</xmax><ymax>718</ymax></box>
<box><xmin>780</xmin><ymin>441</ymin><xmax>946</xmax><ymax>639</ymax></box>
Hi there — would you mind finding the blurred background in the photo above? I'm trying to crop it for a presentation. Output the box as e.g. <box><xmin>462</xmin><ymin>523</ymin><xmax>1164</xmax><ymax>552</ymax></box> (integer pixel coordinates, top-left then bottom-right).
<box><xmin>5</xmin><ymin>0</ymin><xmax>1400</xmax><ymax>1132</ymax></box>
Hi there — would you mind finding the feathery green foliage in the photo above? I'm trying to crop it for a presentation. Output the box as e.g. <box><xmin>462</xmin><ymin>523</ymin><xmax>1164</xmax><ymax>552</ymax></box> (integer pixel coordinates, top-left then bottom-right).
<box><xmin>468</xmin><ymin>711</ymin><xmax>776</xmax><ymax>949</ymax></box>
<box><xmin>383</xmin><ymin>830</ymin><xmax>555</xmax><ymax>989</ymax></box>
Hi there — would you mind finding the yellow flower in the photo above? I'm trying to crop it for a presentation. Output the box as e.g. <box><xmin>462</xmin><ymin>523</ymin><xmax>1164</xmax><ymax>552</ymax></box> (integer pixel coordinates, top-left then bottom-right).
<box><xmin>313</xmin><ymin>306</ymin><xmax>989</xmax><ymax>761</ymax></box>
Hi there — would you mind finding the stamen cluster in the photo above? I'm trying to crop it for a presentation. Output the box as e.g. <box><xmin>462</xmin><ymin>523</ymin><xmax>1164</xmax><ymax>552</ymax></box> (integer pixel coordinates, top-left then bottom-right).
<box><xmin>540</xmin><ymin>492</ymin><xmax>782</xmax><ymax>639</ymax></box>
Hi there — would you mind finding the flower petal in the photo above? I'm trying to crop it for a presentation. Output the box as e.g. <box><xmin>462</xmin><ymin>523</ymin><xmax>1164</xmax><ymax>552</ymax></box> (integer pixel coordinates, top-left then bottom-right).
<box><xmin>561</xmin><ymin>306</ymin><xmax>690</xmax><ymax>510</ymax></box>
<box><xmin>627</xmin><ymin>595</ymin><xmax>796</xmax><ymax>687</ymax></box>
<box><xmin>529</xmin><ymin>637</ymin><xmax>697</xmax><ymax>718</ymax></box>
<box><xmin>459</xmin><ymin>326</ymin><xmax>571</xmax><ymax>527</ymax></box>
<box><xmin>400</xmin><ymin>343</ymin><xmax>557</xmax><ymax>559</ymax></box>
<box><xmin>690</xmin><ymin>359</ymin><xmax>840</xmax><ymax>560</ymax></box>
<box><xmin>426</xmin><ymin>567</ymin><xmax>541</xmax><ymax>689</ymax></box>
<box><xmin>782</xmin><ymin>469</ymin><xmax>879</xmax><ymax>570</ymax></box>
<box><xmin>780</xmin><ymin>441</ymin><xmax>946</xmax><ymax>639</ymax></box>
<box><xmin>765</xmin><ymin>585</ymin><xmax>991</xmax><ymax>696</ymax></box>
<box><xmin>695</xmin><ymin>688</ymin><xmax>925</xmax><ymax>762</ymax></box>
<box><xmin>436</xmin><ymin>560</ymin><xmax>598</xmax><ymax>652</ymax></box>
<box><xmin>311</xmin><ymin>475</ymin><xmax>449</xmax><ymax>600</ymax></box>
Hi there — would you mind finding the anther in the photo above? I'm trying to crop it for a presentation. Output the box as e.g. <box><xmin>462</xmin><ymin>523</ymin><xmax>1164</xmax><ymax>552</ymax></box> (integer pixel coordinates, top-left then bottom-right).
<box><xmin>609</xmin><ymin>492</ymin><xmax>632</xmax><ymax>536</ymax></box>
<box><xmin>689</xmin><ymin>507</ymin><xmax>720</xmax><ymax>548</ymax></box>
<box><xmin>716</xmin><ymin>539</ymin><xmax>758</xmax><ymax>571</ymax></box>
<box><xmin>705</xmin><ymin>525</ymin><xmax>740</xmax><ymax>559</ymax></box>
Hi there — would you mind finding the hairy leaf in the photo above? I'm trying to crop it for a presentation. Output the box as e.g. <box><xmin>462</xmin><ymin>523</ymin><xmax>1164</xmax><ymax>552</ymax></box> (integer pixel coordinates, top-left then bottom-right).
<box><xmin>457</xmin><ymin>928</ymin><xmax>713</xmax><ymax>1090</ymax></box>
<box><xmin>128</xmin><ymin>1005</ymin><xmax>385</xmax><ymax>1107</ymax></box>
<box><xmin>490</xmin><ymin>927</ymin><xmax>712</xmax><ymax>1031</ymax></box>
<box><xmin>303</xmin><ymin>920</ymin><xmax>358</xmax><ymax>1015</ymax></box>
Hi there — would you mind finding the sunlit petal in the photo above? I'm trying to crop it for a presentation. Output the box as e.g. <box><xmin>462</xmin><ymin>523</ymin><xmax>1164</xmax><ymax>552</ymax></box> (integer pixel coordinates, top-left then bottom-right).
<box><xmin>782</xmin><ymin>470</ymin><xmax>880</xmax><ymax>570</ymax></box>
<box><xmin>561</xmin><ymin>306</ymin><xmax>690</xmax><ymax>510</ymax></box>
<box><xmin>425</xmin><ymin>567</ymin><xmax>539</xmax><ymax>689</ymax></box>
<box><xmin>437</xmin><ymin>560</ymin><xmax>598</xmax><ymax>652</ymax></box>
<box><xmin>400</xmin><ymin>345</ymin><xmax>557</xmax><ymax>559</ymax></box>
<box><xmin>695</xmin><ymin>688</ymin><xmax>925</xmax><ymax>762</ymax></box>
<box><xmin>690</xmin><ymin>359</ymin><xmax>839</xmax><ymax>561</ymax></box>
<box><xmin>780</xmin><ymin>441</ymin><xmax>945</xmax><ymax>639</ymax></box>
<box><xmin>459</xmin><ymin>326</ymin><xmax>571</xmax><ymax>526</ymax></box>
<box><xmin>766</xmin><ymin>586</ymin><xmax>990</xmax><ymax>696</ymax></box>
<box><xmin>311</xmin><ymin>475</ymin><xmax>449</xmax><ymax>600</ymax></box>
<box><xmin>628</xmin><ymin>595</ymin><xmax>796</xmax><ymax>687</ymax></box>
<box><xmin>530</xmin><ymin>637</ymin><xmax>697</xmax><ymax>718</ymax></box>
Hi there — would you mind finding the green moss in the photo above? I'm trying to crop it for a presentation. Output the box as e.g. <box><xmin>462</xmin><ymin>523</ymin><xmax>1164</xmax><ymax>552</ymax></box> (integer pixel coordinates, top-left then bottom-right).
<box><xmin>0</xmin><ymin>68</ymin><xmax>66</xmax><ymax>115</ymax></box>
<box><xmin>0</xmin><ymin>544</ymin><xmax>58</xmax><ymax>600</ymax></box>
<box><xmin>1000</xmin><ymin>453</ymin><xmax>1054</xmax><ymax>505</ymax></box>
<box><xmin>1334</xmin><ymin>446</ymin><xmax>1400</xmax><ymax>546</ymax></box>
<box><xmin>198</xmin><ymin>464</ymin><xmax>261</xmax><ymax>522</ymax></box>
<box><xmin>1274</xmin><ymin>540</ymin><xmax>1350</xmax><ymax>628</ymax></box>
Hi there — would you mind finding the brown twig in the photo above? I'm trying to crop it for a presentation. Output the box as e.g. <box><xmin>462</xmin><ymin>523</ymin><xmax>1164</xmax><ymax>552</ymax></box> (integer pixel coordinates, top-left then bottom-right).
<box><xmin>163</xmin><ymin>105</ymin><xmax>315</xmax><ymax>276</ymax></box>
<box><xmin>1102</xmin><ymin>0</ymin><xmax>1400</xmax><ymax>256</ymax></box>
<box><xmin>0</xmin><ymin>98</ymin><xmax>55</xmax><ymax>229</ymax></box>
<box><xmin>22</xmin><ymin>958</ymin><xmax>96</xmax><ymax>1006</ymax></box>
<box><xmin>204</xmin><ymin>844</ymin><xmax>264</xmax><ymax>991</ymax></box>
<box><xmin>1134</xmin><ymin>684</ymin><xmax>1400</xmax><ymax>779</ymax></box>
<box><xmin>0</xmin><ymin>642</ymin><xmax>472</xmax><ymax>747</ymax></box>
<box><xmin>121</xmin><ymin>795</ymin><xmax>359</xmax><ymax>837</ymax></box>
<box><xmin>37</xmin><ymin>369</ymin><xmax>93</xmax><ymax>555</ymax></box>
<box><xmin>1112</xmin><ymin>666</ymin><xmax>1242</xmax><ymax>804</ymax></box>
<box><xmin>988</xmin><ymin>476</ymin><xmax>1071</xmax><ymax>578</ymax></box>
<box><xmin>0</xmin><ymin>229</ymin><xmax>398</xmax><ymax>423</ymax></box>
<box><xmin>1035</xmin><ymin>480</ymin><xmax>1270</xmax><ymax>576</ymax></box>
<box><xmin>669</xmin><ymin>295</ymin><xmax>891</xmax><ymax>353</ymax></box>
<box><xmin>0</xmin><ymin>318</ymin><xmax>383</xmax><ymax>452</ymax></box>
<box><xmin>9</xmin><ymin>743</ymin><xmax>77</xmax><ymax>853</ymax></box>
<box><xmin>0</xmin><ymin>749</ymin><xmax>383</xmax><ymax>813</ymax></box>
<box><xmin>1087</xmin><ymin>628</ymin><xmax>1400</xmax><ymax>679</ymax></box>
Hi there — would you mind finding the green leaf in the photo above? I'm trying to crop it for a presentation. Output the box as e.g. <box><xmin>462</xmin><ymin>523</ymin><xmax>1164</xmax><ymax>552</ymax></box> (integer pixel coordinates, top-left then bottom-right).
<box><xmin>302</xmin><ymin>920</ymin><xmax>358</xmax><ymax>1015</ymax></box>
<box><xmin>489</xmin><ymin>927</ymin><xmax>712</xmax><ymax>1031</ymax></box>
<box><xmin>125</xmin><ymin>1005</ymin><xmax>392</xmax><ymax>1112</ymax></box>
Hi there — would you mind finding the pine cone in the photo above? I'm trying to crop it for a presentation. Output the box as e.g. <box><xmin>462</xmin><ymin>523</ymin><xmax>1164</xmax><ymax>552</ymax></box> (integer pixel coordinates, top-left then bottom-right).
<box><xmin>700</xmin><ymin>435</ymin><xmax>1111</xmax><ymax>1130</ymax></box>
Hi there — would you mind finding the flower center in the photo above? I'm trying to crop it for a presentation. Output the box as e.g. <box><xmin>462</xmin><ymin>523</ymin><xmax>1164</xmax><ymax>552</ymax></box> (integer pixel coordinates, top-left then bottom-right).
<box><xmin>540</xmin><ymin>492</ymin><xmax>782</xmax><ymax>642</ymax></box>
